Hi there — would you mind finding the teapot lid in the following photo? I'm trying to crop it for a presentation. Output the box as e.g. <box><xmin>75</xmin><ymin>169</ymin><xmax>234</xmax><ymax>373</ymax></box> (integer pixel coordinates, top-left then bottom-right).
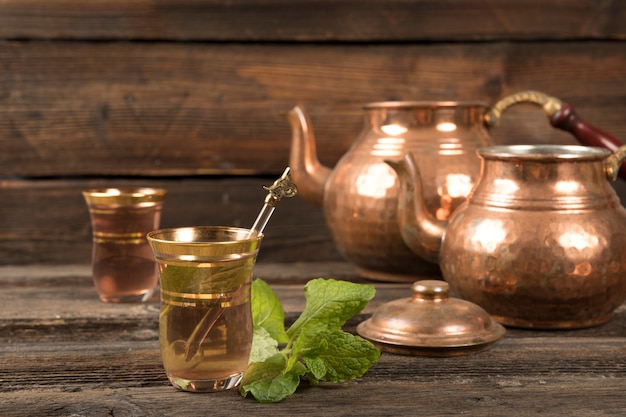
<box><xmin>356</xmin><ymin>280</ymin><xmax>505</xmax><ymax>357</ymax></box>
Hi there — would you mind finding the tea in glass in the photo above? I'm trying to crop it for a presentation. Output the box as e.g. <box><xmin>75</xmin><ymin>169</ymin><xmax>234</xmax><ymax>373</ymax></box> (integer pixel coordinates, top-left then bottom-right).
<box><xmin>147</xmin><ymin>226</ymin><xmax>262</xmax><ymax>392</ymax></box>
<box><xmin>83</xmin><ymin>187</ymin><xmax>166</xmax><ymax>302</ymax></box>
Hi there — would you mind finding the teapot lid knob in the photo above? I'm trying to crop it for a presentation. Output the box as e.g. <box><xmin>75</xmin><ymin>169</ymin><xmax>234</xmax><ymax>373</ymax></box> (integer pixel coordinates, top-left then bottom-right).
<box><xmin>411</xmin><ymin>280</ymin><xmax>450</xmax><ymax>302</ymax></box>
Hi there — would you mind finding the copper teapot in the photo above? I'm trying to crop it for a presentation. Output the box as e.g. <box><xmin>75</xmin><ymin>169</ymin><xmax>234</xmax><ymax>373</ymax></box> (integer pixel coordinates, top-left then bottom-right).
<box><xmin>388</xmin><ymin>144</ymin><xmax>626</xmax><ymax>329</ymax></box>
<box><xmin>288</xmin><ymin>100</ymin><xmax>489</xmax><ymax>281</ymax></box>
<box><xmin>287</xmin><ymin>91</ymin><xmax>616</xmax><ymax>282</ymax></box>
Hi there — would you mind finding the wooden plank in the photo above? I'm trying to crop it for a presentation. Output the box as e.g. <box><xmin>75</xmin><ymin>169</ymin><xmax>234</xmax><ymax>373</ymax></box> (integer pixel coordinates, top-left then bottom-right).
<box><xmin>1</xmin><ymin>377</ymin><xmax>625</xmax><ymax>417</ymax></box>
<box><xmin>1</xmin><ymin>266</ymin><xmax>625</xmax><ymax>416</ymax></box>
<box><xmin>2</xmin><ymin>175</ymin><xmax>626</xmax><ymax>266</ymax></box>
<box><xmin>0</xmin><ymin>0</ymin><xmax>624</xmax><ymax>41</ymax></box>
<box><xmin>2</xmin><ymin>263</ymin><xmax>626</xmax><ymax>341</ymax></box>
<box><xmin>0</xmin><ymin>264</ymin><xmax>410</xmax><ymax>344</ymax></box>
<box><xmin>0</xmin><ymin>177</ymin><xmax>342</xmax><ymax>265</ymax></box>
<box><xmin>1</xmin><ymin>41</ymin><xmax>625</xmax><ymax>177</ymax></box>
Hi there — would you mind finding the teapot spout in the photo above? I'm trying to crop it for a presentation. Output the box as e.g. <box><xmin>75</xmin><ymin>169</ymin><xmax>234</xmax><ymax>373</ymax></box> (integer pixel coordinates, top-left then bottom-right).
<box><xmin>385</xmin><ymin>153</ymin><xmax>447</xmax><ymax>264</ymax></box>
<box><xmin>285</xmin><ymin>105</ymin><xmax>332</xmax><ymax>207</ymax></box>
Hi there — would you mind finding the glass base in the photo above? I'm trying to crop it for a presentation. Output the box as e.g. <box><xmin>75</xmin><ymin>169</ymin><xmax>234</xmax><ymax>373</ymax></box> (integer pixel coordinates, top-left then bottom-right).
<box><xmin>168</xmin><ymin>372</ymin><xmax>244</xmax><ymax>393</ymax></box>
<box><xmin>99</xmin><ymin>289</ymin><xmax>155</xmax><ymax>303</ymax></box>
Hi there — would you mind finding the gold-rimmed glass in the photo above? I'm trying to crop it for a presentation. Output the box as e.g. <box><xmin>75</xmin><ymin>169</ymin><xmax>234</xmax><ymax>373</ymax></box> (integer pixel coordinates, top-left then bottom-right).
<box><xmin>83</xmin><ymin>187</ymin><xmax>166</xmax><ymax>303</ymax></box>
<box><xmin>147</xmin><ymin>226</ymin><xmax>263</xmax><ymax>392</ymax></box>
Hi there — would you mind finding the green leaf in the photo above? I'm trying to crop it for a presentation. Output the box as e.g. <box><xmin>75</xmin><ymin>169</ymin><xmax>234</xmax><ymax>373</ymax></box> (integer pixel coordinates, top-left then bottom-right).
<box><xmin>239</xmin><ymin>353</ymin><xmax>306</xmax><ymax>403</ymax></box>
<box><xmin>286</xmin><ymin>278</ymin><xmax>376</xmax><ymax>340</ymax></box>
<box><xmin>303</xmin><ymin>357</ymin><xmax>326</xmax><ymax>382</ymax></box>
<box><xmin>242</xmin><ymin>277</ymin><xmax>380</xmax><ymax>403</ymax></box>
<box><xmin>159</xmin><ymin>262</ymin><xmax>254</xmax><ymax>294</ymax></box>
<box><xmin>301</xmin><ymin>330</ymin><xmax>381</xmax><ymax>383</ymax></box>
<box><xmin>251</xmin><ymin>278</ymin><xmax>289</xmax><ymax>343</ymax></box>
<box><xmin>292</xmin><ymin>336</ymin><xmax>328</xmax><ymax>380</ymax></box>
<box><xmin>249</xmin><ymin>326</ymin><xmax>280</xmax><ymax>363</ymax></box>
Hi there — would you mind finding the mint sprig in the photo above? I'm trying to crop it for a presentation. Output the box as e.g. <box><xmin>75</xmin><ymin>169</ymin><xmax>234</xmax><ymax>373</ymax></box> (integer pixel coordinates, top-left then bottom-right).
<box><xmin>240</xmin><ymin>278</ymin><xmax>381</xmax><ymax>403</ymax></box>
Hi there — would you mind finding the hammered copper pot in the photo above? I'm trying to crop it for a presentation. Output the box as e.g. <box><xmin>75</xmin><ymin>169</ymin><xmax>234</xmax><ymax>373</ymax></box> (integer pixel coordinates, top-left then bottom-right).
<box><xmin>394</xmin><ymin>144</ymin><xmax>626</xmax><ymax>329</ymax></box>
<box><xmin>287</xmin><ymin>91</ymin><xmax>625</xmax><ymax>283</ymax></box>
<box><xmin>287</xmin><ymin>100</ymin><xmax>492</xmax><ymax>281</ymax></box>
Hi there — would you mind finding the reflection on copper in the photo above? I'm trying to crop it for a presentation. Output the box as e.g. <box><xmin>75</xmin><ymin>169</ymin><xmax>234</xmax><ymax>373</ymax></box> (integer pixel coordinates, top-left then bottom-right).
<box><xmin>555</xmin><ymin>180</ymin><xmax>580</xmax><ymax>194</ymax></box>
<box><xmin>435</xmin><ymin>108</ymin><xmax>458</xmax><ymax>133</ymax></box>
<box><xmin>356</xmin><ymin>164</ymin><xmax>396</xmax><ymax>198</ymax></box>
<box><xmin>371</xmin><ymin>137</ymin><xmax>406</xmax><ymax>157</ymax></box>
<box><xmin>572</xmin><ymin>262</ymin><xmax>592</xmax><ymax>276</ymax></box>
<box><xmin>559</xmin><ymin>225</ymin><xmax>600</xmax><ymax>253</ymax></box>
<box><xmin>437</xmin><ymin>122</ymin><xmax>457</xmax><ymax>132</ymax></box>
<box><xmin>469</xmin><ymin>219</ymin><xmax>506</xmax><ymax>253</ymax></box>
<box><xmin>439</xmin><ymin>140</ymin><xmax>464</xmax><ymax>156</ymax></box>
<box><xmin>435</xmin><ymin>174</ymin><xmax>472</xmax><ymax>220</ymax></box>
<box><xmin>381</xmin><ymin>123</ymin><xmax>408</xmax><ymax>136</ymax></box>
<box><xmin>492</xmin><ymin>178</ymin><xmax>519</xmax><ymax>195</ymax></box>
<box><xmin>440</xmin><ymin>173</ymin><xmax>473</xmax><ymax>198</ymax></box>
<box><xmin>436</xmin><ymin>195</ymin><xmax>453</xmax><ymax>220</ymax></box>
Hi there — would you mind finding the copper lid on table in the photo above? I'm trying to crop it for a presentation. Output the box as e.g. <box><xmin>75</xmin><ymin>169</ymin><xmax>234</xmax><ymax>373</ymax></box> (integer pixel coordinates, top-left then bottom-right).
<box><xmin>357</xmin><ymin>280</ymin><xmax>505</xmax><ymax>357</ymax></box>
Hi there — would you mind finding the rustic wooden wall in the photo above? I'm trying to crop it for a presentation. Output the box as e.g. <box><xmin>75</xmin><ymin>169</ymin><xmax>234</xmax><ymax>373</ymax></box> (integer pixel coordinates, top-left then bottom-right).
<box><xmin>1</xmin><ymin>0</ymin><xmax>625</xmax><ymax>265</ymax></box>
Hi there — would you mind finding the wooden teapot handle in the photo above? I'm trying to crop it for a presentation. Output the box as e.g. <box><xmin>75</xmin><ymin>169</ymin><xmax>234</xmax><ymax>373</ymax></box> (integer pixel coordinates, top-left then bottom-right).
<box><xmin>550</xmin><ymin>103</ymin><xmax>626</xmax><ymax>179</ymax></box>
<box><xmin>484</xmin><ymin>90</ymin><xmax>626</xmax><ymax>180</ymax></box>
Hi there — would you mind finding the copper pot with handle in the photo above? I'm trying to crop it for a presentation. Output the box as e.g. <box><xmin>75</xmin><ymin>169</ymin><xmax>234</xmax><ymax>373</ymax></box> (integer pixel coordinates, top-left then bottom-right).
<box><xmin>385</xmin><ymin>91</ymin><xmax>626</xmax><ymax>265</ymax></box>
<box><xmin>436</xmin><ymin>144</ymin><xmax>626</xmax><ymax>329</ymax></box>
<box><xmin>486</xmin><ymin>90</ymin><xmax>626</xmax><ymax>180</ymax></box>
<box><xmin>290</xmin><ymin>90</ymin><xmax>625</xmax><ymax>282</ymax></box>
<box><xmin>288</xmin><ymin>100</ymin><xmax>490</xmax><ymax>281</ymax></box>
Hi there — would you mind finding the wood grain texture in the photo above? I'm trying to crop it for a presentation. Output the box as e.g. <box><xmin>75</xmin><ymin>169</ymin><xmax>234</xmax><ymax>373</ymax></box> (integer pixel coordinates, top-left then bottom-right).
<box><xmin>1</xmin><ymin>3</ymin><xmax>625</xmax><ymax>414</ymax></box>
<box><xmin>0</xmin><ymin>178</ymin><xmax>342</xmax><ymax>265</ymax></box>
<box><xmin>1</xmin><ymin>265</ymin><xmax>625</xmax><ymax>416</ymax></box>
<box><xmin>1</xmin><ymin>41</ymin><xmax>625</xmax><ymax>177</ymax></box>
<box><xmin>3</xmin><ymin>176</ymin><xmax>626</xmax><ymax>266</ymax></box>
<box><xmin>0</xmin><ymin>0</ymin><xmax>624</xmax><ymax>41</ymax></box>
<box><xmin>1</xmin><ymin>1</ymin><xmax>626</xmax><ymax>267</ymax></box>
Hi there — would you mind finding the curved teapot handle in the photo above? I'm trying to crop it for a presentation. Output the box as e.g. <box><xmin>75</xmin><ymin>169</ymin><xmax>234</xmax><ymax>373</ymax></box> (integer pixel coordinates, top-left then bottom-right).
<box><xmin>483</xmin><ymin>90</ymin><xmax>562</xmax><ymax>127</ymax></box>
<box><xmin>605</xmin><ymin>145</ymin><xmax>626</xmax><ymax>181</ymax></box>
<box><xmin>484</xmin><ymin>90</ymin><xmax>626</xmax><ymax>180</ymax></box>
<box><xmin>550</xmin><ymin>103</ymin><xmax>626</xmax><ymax>179</ymax></box>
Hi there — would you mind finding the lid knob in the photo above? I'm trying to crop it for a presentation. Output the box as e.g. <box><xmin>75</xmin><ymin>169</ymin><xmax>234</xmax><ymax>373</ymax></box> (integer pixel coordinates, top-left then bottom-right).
<box><xmin>412</xmin><ymin>280</ymin><xmax>449</xmax><ymax>302</ymax></box>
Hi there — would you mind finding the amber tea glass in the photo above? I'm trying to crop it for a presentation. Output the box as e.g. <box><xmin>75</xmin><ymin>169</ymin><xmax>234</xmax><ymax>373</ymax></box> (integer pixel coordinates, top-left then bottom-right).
<box><xmin>83</xmin><ymin>187</ymin><xmax>166</xmax><ymax>303</ymax></box>
<box><xmin>147</xmin><ymin>226</ymin><xmax>263</xmax><ymax>393</ymax></box>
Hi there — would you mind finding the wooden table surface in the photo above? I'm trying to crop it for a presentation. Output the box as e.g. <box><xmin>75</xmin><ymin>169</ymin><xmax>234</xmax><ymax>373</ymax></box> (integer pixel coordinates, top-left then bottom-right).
<box><xmin>1</xmin><ymin>262</ymin><xmax>625</xmax><ymax>416</ymax></box>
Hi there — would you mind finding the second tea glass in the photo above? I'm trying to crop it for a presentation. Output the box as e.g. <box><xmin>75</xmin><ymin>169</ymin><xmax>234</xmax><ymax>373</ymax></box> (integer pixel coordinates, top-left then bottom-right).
<box><xmin>147</xmin><ymin>226</ymin><xmax>263</xmax><ymax>393</ymax></box>
<box><xmin>83</xmin><ymin>187</ymin><xmax>166</xmax><ymax>303</ymax></box>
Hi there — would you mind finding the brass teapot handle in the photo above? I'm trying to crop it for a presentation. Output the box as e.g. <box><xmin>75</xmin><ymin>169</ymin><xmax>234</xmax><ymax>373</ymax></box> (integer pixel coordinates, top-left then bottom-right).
<box><xmin>484</xmin><ymin>90</ymin><xmax>563</xmax><ymax>127</ymax></box>
<box><xmin>484</xmin><ymin>90</ymin><xmax>626</xmax><ymax>181</ymax></box>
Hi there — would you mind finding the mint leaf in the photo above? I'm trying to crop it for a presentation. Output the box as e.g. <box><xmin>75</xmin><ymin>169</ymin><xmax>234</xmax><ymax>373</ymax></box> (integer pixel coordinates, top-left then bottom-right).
<box><xmin>239</xmin><ymin>353</ymin><xmax>306</xmax><ymax>403</ymax></box>
<box><xmin>304</xmin><ymin>357</ymin><xmax>325</xmax><ymax>384</ymax></box>
<box><xmin>301</xmin><ymin>330</ymin><xmax>381</xmax><ymax>383</ymax></box>
<box><xmin>285</xmin><ymin>278</ymin><xmax>376</xmax><ymax>373</ymax></box>
<box><xmin>249</xmin><ymin>326</ymin><xmax>280</xmax><ymax>363</ymax></box>
<box><xmin>159</xmin><ymin>262</ymin><xmax>253</xmax><ymax>294</ymax></box>
<box><xmin>287</xmin><ymin>278</ymin><xmax>376</xmax><ymax>339</ymax></box>
<box><xmin>286</xmin><ymin>334</ymin><xmax>330</xmax><ymax>383</ymax></box>
<box><xmin>242</xmin><ymin>278</ymin><xmax>380</xmax><ymax>403</ymax></box>
<box><xmin>251</xmin><ymin>279</ymin><xmax>288</xmax><ymax>343</ymax></box>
